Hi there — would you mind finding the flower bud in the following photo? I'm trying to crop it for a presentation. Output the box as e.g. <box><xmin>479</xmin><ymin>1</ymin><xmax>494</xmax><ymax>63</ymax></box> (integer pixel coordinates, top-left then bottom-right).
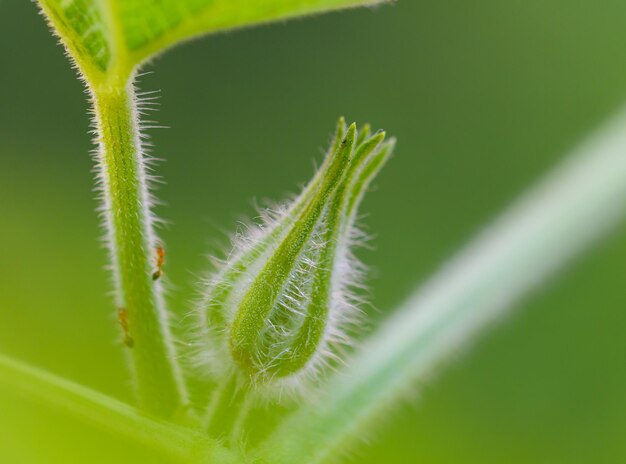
<box><xmin>197</xmin><ymin>120</ymin><xmax>394</xmax><ymax>393</ymax></box>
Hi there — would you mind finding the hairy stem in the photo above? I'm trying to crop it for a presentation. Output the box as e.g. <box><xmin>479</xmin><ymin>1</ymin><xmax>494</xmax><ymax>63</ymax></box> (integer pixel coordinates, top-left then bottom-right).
<box><xmin>92</xmin><ymin>79</ymin><xmax>186</xmax><ymax>417</ymax></box>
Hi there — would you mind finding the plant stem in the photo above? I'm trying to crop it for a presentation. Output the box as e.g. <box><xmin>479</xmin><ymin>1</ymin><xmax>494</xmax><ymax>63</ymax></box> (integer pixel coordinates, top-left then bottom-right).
<box><xmin>203</xmin><ymin>374</ymin><xmax>253</xmax><ymax>445</ymax></box>
<box><xmin>255</xmin><ymin>107</ymin><xmax>626</xmax><ymax>463</ymax></box>
<box><xmin>92</xmin><ymin>78</ymin><xmax>186</xmax><ymax>417</ymax></box>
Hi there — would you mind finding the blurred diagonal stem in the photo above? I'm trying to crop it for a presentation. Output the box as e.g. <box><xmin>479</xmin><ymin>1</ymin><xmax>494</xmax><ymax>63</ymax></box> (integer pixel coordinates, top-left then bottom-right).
<box><xmin>254</xmin><ymin>109</ymin><xmax>626</xmax><ymax>463</ymax></box>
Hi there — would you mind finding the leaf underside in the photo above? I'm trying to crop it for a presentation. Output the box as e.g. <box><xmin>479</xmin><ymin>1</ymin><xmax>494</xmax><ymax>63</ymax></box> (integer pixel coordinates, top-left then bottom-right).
<box><xmin>38</xmin><ymin>0</ymin><xmax>388</xmax><ymax>81</ymax></box>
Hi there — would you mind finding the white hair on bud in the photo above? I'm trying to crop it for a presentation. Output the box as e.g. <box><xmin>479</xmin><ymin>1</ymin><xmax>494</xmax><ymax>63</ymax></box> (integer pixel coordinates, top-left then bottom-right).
<box><xmin>189</xmin><ymin>163</ymin><xmax>375</xmax><ymax>406</ymax></box>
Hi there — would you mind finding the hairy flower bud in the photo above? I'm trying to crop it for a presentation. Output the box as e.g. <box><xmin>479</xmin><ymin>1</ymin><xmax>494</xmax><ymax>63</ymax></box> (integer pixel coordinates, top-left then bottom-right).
<box><xmin>196</xmin><ymin>120</ymin><xmax>394</xmax><ymax>394</ymax></box>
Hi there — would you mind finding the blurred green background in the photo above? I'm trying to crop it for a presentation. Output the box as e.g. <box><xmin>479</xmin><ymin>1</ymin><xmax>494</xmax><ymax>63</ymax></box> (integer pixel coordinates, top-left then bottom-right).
<box><xmin>2</xmin><ymin>0</ymin><xmax>626</xmax><ymax>462</ymax></box>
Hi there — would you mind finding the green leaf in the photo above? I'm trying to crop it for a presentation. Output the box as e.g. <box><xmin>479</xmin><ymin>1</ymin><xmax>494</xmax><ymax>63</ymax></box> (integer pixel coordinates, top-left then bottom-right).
<box><xmin>38</xmin><ymin>0</ymin><xmax>390</xmax><ymax>83</ymax></box>
<box><xmin>0</xmin><ymin>353</ymin><xmax>241</xmax><ymax>463</ymax></box>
